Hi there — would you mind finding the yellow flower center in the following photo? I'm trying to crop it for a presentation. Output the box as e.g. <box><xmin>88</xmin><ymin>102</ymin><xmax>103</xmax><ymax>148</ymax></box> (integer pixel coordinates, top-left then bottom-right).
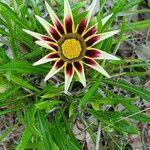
<box><xmin>61</xmin><ymin>39</ymin><xmax>82</xmax><ymax>59</ymax></box>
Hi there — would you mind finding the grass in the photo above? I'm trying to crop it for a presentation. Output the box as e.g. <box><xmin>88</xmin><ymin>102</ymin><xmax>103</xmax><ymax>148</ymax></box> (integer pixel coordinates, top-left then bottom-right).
<box><xmin>0</xmin><ymin>0</ymin><xmax>150</xmax><ymax>149</ymax></box>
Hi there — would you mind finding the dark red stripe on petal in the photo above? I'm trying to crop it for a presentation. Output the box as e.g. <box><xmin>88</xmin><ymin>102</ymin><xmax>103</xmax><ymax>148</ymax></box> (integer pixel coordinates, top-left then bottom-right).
<box><xmin>65</xmin><ymin>17</ymin><xmax>73</xmax><ymax>33</ymax></box>
<box><xmin>74</xmin><ymin>62</ymin><xmax>82</xmax><ymax>73</ymax></box>
<box><xmin>77</xmin><ymin>19</ymin><xmax>87</xmax><ymax>35</ymax></box>
<box><xmin>55</xmin><ymin>59</ymin><xmax>64</xmax><ymax>69</ymax></box>
<box><xmin>42</xmin><ymin>36</ymin><xmax>55</xmax><ymax>42</ymax></box>
<box><xmin>85</xmin><ymin>50</ymin><xmax>101</xmax><ymax>58</ymax></box>
<box><xmin>83</xmin><ymin>26</ymin><xmax>97</xmax><ymax>39</ymax></box>
<box><xmin>47</xmin><ymin>53</ymin><xmax>59</xmax><ymax>59</ymax></box>
<box><xmin>66</xmin><ymin>63</ymin><xmax>73</xmax><ymax>77</ymax></box>
<box><xmin>83</xmin><ymin>57</ymin><xmax>96</xmax><ymax>66</ymax></box>
<box><xmin>55</xmin><ymin>20</ymin><xmax>65</xmax><ymax>34</ymax></box>
<box><xmin>86</xmin><ymin>35</ymin><xmax>100</xmax><ymax>47</ymax></box>
<box><xmin>48</xmin><ymin>43</ymin><xmax>58</xmax><ymax>51</ymax></box>
<box><xmin>49</xmin><ymin>27</ymin><xmax>61</xmax><ymax>40</ymax></box>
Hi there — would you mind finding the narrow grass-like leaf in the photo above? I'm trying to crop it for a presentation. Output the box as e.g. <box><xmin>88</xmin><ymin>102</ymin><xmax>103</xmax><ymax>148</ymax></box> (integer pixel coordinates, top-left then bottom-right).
<box><xmin>79</xmin><ymin>75</ymin><xmax>103</xmax><ymax>107</ymax></box>
<box><xmin>126</xmin><ymin>20</ymin><xmax>150</xmax><ymax>31</ymax></box>
<box><xmin>124</xmin><ymin>0</ymin><xmax>143</xmax><ymax>10</ymax></box>
<box><xmin>0</xmin><ymin>48</ymin><xmax>10</xmax><ymax>63</ymax></box>
<box><xmin>103</xmin><ymin>79</ymin><xmax>150</xmax><ymax>102</ymax></box>
<box><xmin>36</xmin><ymin>111</ymin><xmax>58</xmax><ymax>150</ymax></box>
<box><xmin>16</xmin><ymin>128</ymin><xmax>32</xmax><ymax>150</ymax></box>
<box><xmin>87</xmin><ymin>109</ymin><xmax>138</xmax><ymax>134</ymax></box>
<box><xmin>0</xmin><ymin>124</ymin><xmax>18</xmax><ymax>142</ymax></box>
<box><xmin>0</xmin><ymin>86</ymin><xmax>20</xmax><ymax>101</ymax></box>
<box><xmin>8</xmin><ymin>74</ymin><xmax>40</xmax><ymax>92</ymax></box>
<box><xmin>24</xmin><ymin>106</ymin><xmax>41</xmax><ymax>138</ymax></box>
<box><xmin>0</xmin><ymin>61</ymin><xmax>48</xmax><ymax>74</ymax></box>
<box><xmin>35</xmin><ymin>100</ymin><xmax>63</xmax><ymax>110</ymax></box>
<box><xmin>0</xmin><ymin>2</ymin><xmax>27</xmax><ymax>28</ymax></box>
<box><xmin>50</xmin><ymin>115</ymin><xmax>81</xmax><ymax>150</ymax></box>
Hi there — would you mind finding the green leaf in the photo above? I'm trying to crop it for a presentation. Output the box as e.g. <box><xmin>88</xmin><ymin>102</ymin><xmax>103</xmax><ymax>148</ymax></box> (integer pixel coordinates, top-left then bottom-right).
<box><xmin>86</xmin><ymin>109</ymin><xmax>138</xmax><ymax>134</ymax></box>
<box><xmin>124</xmin><ymin>0</ymin><xmax>143</xmax><ymax>10</ymax></box>
<box><xmin>0</xmin><ymin>48</ymin><xmax>10</xmax><ymax>64</ymax></box>
<box><xmin>103</xmin><ymin>0</ymin><xmax>126</xmax><ymax>31</ymax></box>
<box><xmin>8</xmin><ymin>74</ymin><xmax>40</xmax><ymax>92</ymax></box>
<box><xmin>50</xmin><ymin>114</ymin><xmax>81</xmax><ymax>150</ymax></box>
<box><xmin>69</xmin><ymin>101</ymin><xmax>74</xmax><ymax>118</ymax></box>
<box><xmin>35</xmin><ymin>100</ymin><xmax>63</xmax><ymax>110</ymax></box>
<box><xmin>0</xmin><ymin>2</ymin><xmax>27</xmax><ymax>28</ymax></box>
<box><xmin>0</xmin><ymin>124</ymin><xmax>18</xmax><ymax>142</ymax></box>
<box><xmin>0</xmin><ymin>61</ymin><xmax>48</xmax><ymax>74</ymax></box>
<box><xmin>79</xmin><ymin>75</ymin><xmax>103</xmax><ymax>107</ymax></box>
<box><xmin>36</xmin><ymin>111</ymin><xmax>58</xmax><ymax>150</ymax></box>
<box><xmin>126</xmin><ymin>20</ymin><xmax>150</xmax><ymax>31</ymax></box>
<box><xmin>24</xmin><ymin>106</ymin><xmax>41</xmax><ymax>138</ymax></box>
<box><xmin>103</xmin><ymin>79</ymin><xmax>150</xmax><ymax>102</ymax></box>
<box><xmin>16</xmin><ymin>128</ymin><xmax>32</xmax><ymax>150</ymax></box>
<box><xmin>0</xmin><ymin>86</ymin><xmax>20</xmax><ymax>102</ymax></box>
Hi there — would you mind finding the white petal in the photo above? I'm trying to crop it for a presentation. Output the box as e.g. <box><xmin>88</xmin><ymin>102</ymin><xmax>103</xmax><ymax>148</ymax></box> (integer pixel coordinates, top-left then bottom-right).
<box><xmin>64</xmin><ymin>0</ymin><xmax>73</xmax><ymax>20</ymax></box>
<box><xmin>64</xmin><ymin>0</ymin><xmax>74</xmax><ymax>33</ymax></box>
<box><xmin>86</xmin><ymin>0</ymin><xmax>97</xmax><ymax>25</ymax></box>
<box><xmin>44</xmin><ymin>59</ymin><xmax>64</xmax><ymax>81</ymax></box>
<box><xmin>73</xmin><ymin>62</ymin><xmax>86</xmax><ymax>87</ymax></box>
<box><xmin>35</xmin><ymin>15</ymin><xmax>53</xmax><ymax>35</ymax></box>
<box><xmin>100</xmin><ymin>30</ymin><xmax>120</xmax><ymax>41</ymax></box>
<box><xmin>23</xmin><ymin>29</ymin><xmax>46</xmax><ymax>41</ymax></box>
<box><xmin>102</xmin><ymin>13</ymin><xmax>113</xmax><ymax>25</ymax></box>
<box><xmin>82</xmin><ymin>23</ymin><xmax>98</xmax><ymax>37</ymax></box>
<box><xmin>33</xmin><ymin>52</ymin><xmax>58</xmax><ymax>66</ymax></box>
<box><xmin>87</xmin><ymin>48</ymin><xmax>120</xmax><ymax>60</ymax></box>
<box><xmin>45</xmin><ymin>1</ymin><xmax>62</xmax><ymax>28</ymax></box>
<box><xmin>64</xmin><ymin>63</ymin><xmax>74</xmax><ymax>94</ymax></box>
<box><xmin>98</xmin><ymin>50</ymin><xmax>120</xmax><ymax>60</ymax></box>
<box><xmin>89</xmin><ymin>30</ymin><xmax>119</xmax><ymax>46</ymax></box>
<box><xmin>35</xmin><ymin>41</ymin><xmax>57</xmax><ymax>51</ymax></box>
<box><xmin>83</xmin><ymin>57</ymin><xmax>110</xmax><ymax>78</ymax></box>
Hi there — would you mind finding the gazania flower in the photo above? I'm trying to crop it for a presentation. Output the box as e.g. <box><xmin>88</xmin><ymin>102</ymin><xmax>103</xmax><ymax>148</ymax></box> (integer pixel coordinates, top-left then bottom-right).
<box><xmin>23</xmin><ymin>0</ymin><xmax>120</xmax><ymax>93</ymax></box>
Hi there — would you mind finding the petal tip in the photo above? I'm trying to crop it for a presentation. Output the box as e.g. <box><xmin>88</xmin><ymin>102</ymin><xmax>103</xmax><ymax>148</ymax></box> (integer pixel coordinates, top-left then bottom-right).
<box><xmin>82</xmin><ymin>82</ymin><xmax>86</xmax><ymax>87</ymax></box>
<box><xmin>22</xmin><ymin>29</ymin><xmax>26</xmax><ymax>32</ymax></box>
<box><xmin>35</xmin><ymin>15</ymin><xmax>41</xmax><ymax>21</ymax></box>
<box><xmin>64</xmin><ymin>90</ymin><xmax>69</xmax><ymax>95</ymax></box>
<box><xmin>107</xmin><ymin>75</ymin><xmax>111</xmax><ymax>78</ymax></box>
<box><xmin>45</xmin><ymin>1</ymin><xmax>48</xmax><ymax>5</ymax></box>
<box><xmin>45</xmin><ymin>1</ymin><xmax>51</xmax><ymax>10</ymax></box>
<box><xmin>115</xmin><ymin>57</ymin><xmax>121</xmax><ymax>60</ymax></box>
<box><xmin>44</xmin><ymin>77</ymin><xmax>49</xmax><ymax>82</ymax></box>
<box><xmin>22</xmin><ymin>29</ymin><xmax>30</xmax><ymax>34</ymax></box>
<box><xmin>103</xmin><ymin>72</ymin><xmax>111</xmax><ymax>78</ymax></box>
<box><xmin>32</xmin><ymin>63</ymin><xmax>37</xmax><ymax>66</ymax></box>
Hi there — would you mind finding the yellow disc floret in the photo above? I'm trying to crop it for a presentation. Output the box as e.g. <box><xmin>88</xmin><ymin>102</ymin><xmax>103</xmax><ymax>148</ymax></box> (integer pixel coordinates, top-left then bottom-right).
<box><xmin>61</xmin><ymin>39</ymin><xmax>82</xmax><ymax>59</ymax></box>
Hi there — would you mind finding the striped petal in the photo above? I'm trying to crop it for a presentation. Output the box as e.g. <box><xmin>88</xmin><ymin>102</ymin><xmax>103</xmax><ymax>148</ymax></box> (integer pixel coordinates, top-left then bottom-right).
<box><xmin>33</xmin><ymin>52</ymin><xmax>59</xmax><ymax>66</ymax></box>
<box><xmin>65</xmin><ymin>63</ymin><xmax>74</xmax><ymax>93</ymax></box>
<box><xmin>35</xmin><ymin>41</ymin><xmax>58</xmax><ymax>51</ymax></box>
<box><xmin>83</xmin><ymin>57</ymin><xmax>110</xmax><ymax>78</ymax></box>
<box><xmin>82</xmin><ymin>23</ymin><xmax>97</xmax><ymax>39</ymax></box>
<box><xmin>73</xmin><ymin>62</ymin><xmax>86</xmax><ymax>87</ymax></box>
<box><xmin>86</xmin><ymin>48</ymin><xmax>120</xmax><ymax>60</ymax></box>
<box><xmin>64</xmin><ymin>0</ymin><xmax>74</xmax><ymax>33</ymax></box>
<box><xmin>85</xmin><ymin>35</ymin><xmax>100</xmax><ymax>47</ymax></box>
<box><xmin>23</xmin><ymin>29</ymin><xmax>54</xmax><ymax>42</ymax></box>
<box><xmin>44</xmin><ymin>59</ymin><xmax>64</xmax><ymax>81</ymax></box>
<box><xmin>85</xmin><ymin>30</ymin><xmax>119</xmax><ymax>47</ymax></box>
<box><xmin>76</xmin><ymin>0</ymin><xmax>97</xmax><ymax>35</ymax></box>
<box><xmin>35</xmin><ymin>15</ymin><xmax>61</xmax><ymax>40</ymax></box>
<box><xmin>102</xmin><ymin>13</ymin><xmax>113</xmax><ymax>25</ymax></box>
<box><xmin>45</xmin><ymin>1</ymin><xmax>64</xmax><ymax>34</ymax></box>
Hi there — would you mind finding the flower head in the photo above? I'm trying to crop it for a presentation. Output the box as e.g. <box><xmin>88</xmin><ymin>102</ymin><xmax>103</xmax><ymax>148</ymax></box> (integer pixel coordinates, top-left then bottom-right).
<box><xmin>23</xmin><ymin>0</ymin><xmax>120</xmax><ymax>93</ymax></box>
